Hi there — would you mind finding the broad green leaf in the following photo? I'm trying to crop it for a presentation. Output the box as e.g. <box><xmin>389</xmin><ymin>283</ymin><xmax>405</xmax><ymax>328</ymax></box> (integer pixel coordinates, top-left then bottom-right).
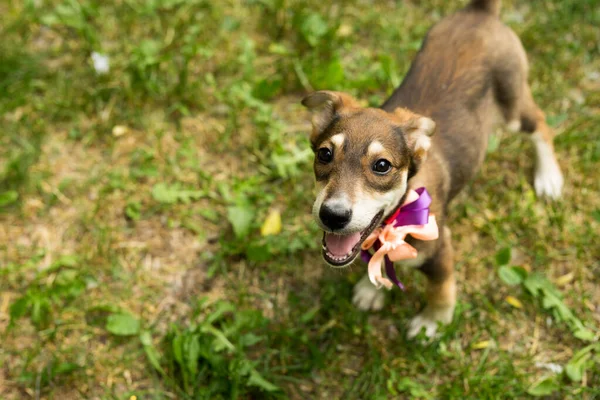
<box><xmin>198</xmin><ymin>209</ymin><xmax>220</xmax><ymax>223</ymax></box>
<box><xmin>248</xmin><ymin>369</ymin><xmax>279</xmax><ymax>392</ymax></box>
<box><xmin>252</xmin><ymin>77</ymin><xmax>282</xmax><ymax>101</ymax></box>
<box><xmin>268</xmin><ymin>42</ymin><xmax>290</xmax><ymax>55</ymax></box>
<box><xmin>527</xmin><ymin>376</ymin><xmax>559</xmax><ymax>396</ymax></box>
<box><xmin>40</xmin><ymin>14</ymin><xmax>60</xmax><ymax>26</ymax></box>
<box><xmin>519</xmin><ymin>273</ymin><xmax>592</xmax><ymax>342</ymax></box>
<box><xmin>300</xmin><ymin>306</ymin><xmax>320</xmax><ymax>323</ymax></box>
<box><xmin>387</xmin><ymin>370</ymin><xmax>400</xmax><ymax>396</ymax></box>
<box><xmin>245</xmin><ymin>242</ymin><xmax>271</xmax><ymax>263</ymax></box>
<box><xmin>226</xmin><ymin>205</ymin><xmax>254</xmax><ymax>239</ymax></box>
<box><xmin>542</xmin><ymin>293</ymin><xmax>565</xmax><ymax>310</ymax></box>
<box><xmin>512</xmin><ymin>266</ymin><xmax>528</xmax><ymax>280</ymax></box>
<box><xmin>495</xmin><ymin>247</ymin><xmax>511</xmax><ymax>266</ymax></box>
<box><xmin>379</xmin><ymin>54</ymin><xmax>400</xmax><ymax>88</ymax></box>
<box><xmin>125</xmin><ymin>201</ymin><xmax>141</xmax><ymax>220</ymax></box>
<box><xmin>139</xmin><ymin>330</ymin><xmax>152</xmax><ymax>346</ymax></box>
<box><xmin>397</xmin><ymin>377</ymin><xmax>432</xmax><ymax>399</ymax></box>
<box><xmin>271</xmin><ymin>147</ymin><xmax>313</xmax><ymax>179</ymax></box>
<box><xmin>140</xmin><ymin>331</ymin><xmax>165</xmax><ymax>374</ymax></box>
<box><xmin>53</xmin><ymin>362</ymin><xmax>80</xmax><ymax>376</ymax></box>
<box><xmin>310</xmin><ymin>55</ymin><xmax>345</xmax><ymax>88</ymax></box>
<box><xmin>9</xmin><ymin>297</ymin><xmax>29</xmax><ymax>320</ymax></box>
<box><xmin>320</xmin><ymin>56</ymin><xmax>345</xmax><ymax>86</ymax></box>
<box><xmin>0</xmin><ymin>190</ymin><xmax>18</xmax><ymax>207</ymax></box>
<box><xmin>523</xmin><ymin>274</ymin><xmax>545</xmax><ymax>295</ymax></box>
<box><xmin>220</xmin><ymin>15</ymin><xmax>240</xmax><ymax>32</ymax></box>
<box><xmin>137</xmin><ymin>39</ymin><xmax>161</xmax><ymax>64</ymax></box>
<box><xmin>106</xmin><ymin>313</ymin><xmax>140</xmax><ymax>336</ymax></box>
<box><xmin>573</xmin><ymin>328</ymin><xmax>595</xmax><ymax>341</ymax></box>
<box><xmin>565</xmin><ymin>353</ymin><xmax>591</xmax><ymax>382</ymax></box>
<box><xmin>300</xmin><ymin>13</ymin><xmax>328</xmax><ymax>47</ymax></box>
<box><xmin>201</xmin><ymin>325</ymin><xmax>235</xmax><ymax>352</ymax></box>
<box><xmin>31</xmin><ymin>296</ymin><xmax>52</xmax><ymax>328</ymax></box>
<box><xmin>205</xmin><ymin>301</ymin><xmax>236</xmax><ymax>325</ymax></box>
<box><xmin>172</xmin><ymin>334</ymin><xmax>184</xmax><ymax>365</ymax></box>
<box><xmin>49</xmin><ymin>255</ymin><xmax>79</xmax><ymax>269</ymax></box>
<box><xmin>236</xmin><ymin>357</ymin><xmax>253</xmax><ymax>376</ymax></box>
<box><xmin>487</xmin><ymin>133</ymin><xmax>500</xmax><ymax>153</ymax></box>
<box><xmin>184</xmin><ymin>334</ymin><xmax>200</xmax><ymax>376</ymax></box>
<box><xmin>151</xmin><ymin>182</ymin><xmax>204</xmax><ymax>204</ymax></box>
<box><xmin>498</xmin><ymin>266</ymin><xmax>524</xmax><ymax>286</ymax></box>
<box><xmin>240</xmin><ymin>333</ymin><xmax>263</xmax><ymax>348</ymax></box>
<box><xmin>565</xmin><ymin>343</ymin><xmax>599</xmax><ymax>381</ymax></box>
<box><xmin>54</xmin><ymin>269</ymin><xmax>78</xmax><ymax>285</ymax></box>
<box><xmin>547</xmin><ymin>113</ymin><xmax>568</xmax><ymax>127</ymax></box>
<box><xmin>231</xmin><ymin>309</ymin><xmax>268</xmax><ymax>332</ymax></box>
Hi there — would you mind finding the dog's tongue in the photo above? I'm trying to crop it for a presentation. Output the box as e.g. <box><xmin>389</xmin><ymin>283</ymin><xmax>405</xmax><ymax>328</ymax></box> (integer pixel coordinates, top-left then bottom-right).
<box><xmin>325</xmin><ymin>232</ymin><xmax>361</xmax><ymax>257</ymax></box>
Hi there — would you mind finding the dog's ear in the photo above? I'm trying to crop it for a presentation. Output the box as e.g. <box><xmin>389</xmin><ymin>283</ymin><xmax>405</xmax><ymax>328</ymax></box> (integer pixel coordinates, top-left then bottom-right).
<box><xmin>301</xmin><ymin>91</ymin><xmax>361</xmax><ymax>136</ymax></box>
<box><xmin>393</xmin><ymin>108</ymin><xmax>436</xmax><ymax>165</ymax></box>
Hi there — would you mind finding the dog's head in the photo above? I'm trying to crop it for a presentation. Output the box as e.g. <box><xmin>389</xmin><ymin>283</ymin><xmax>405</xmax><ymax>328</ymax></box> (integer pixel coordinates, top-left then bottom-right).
<box><xmin>302</xmin><ymin>91</ymin><xmax>436</xmax><ymax>267</ymax></box>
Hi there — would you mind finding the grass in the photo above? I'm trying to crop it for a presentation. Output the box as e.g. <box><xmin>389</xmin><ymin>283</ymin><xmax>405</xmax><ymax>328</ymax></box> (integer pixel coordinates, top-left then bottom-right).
<box><xmin>0</xmin><ymin>0</ymin><xmax>599</xmax><ymax>398</ymax></box>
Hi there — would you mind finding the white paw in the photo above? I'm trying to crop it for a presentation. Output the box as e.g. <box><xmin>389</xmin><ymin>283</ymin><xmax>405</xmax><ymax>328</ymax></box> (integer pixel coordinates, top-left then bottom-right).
<box><xmin>534</xmin><ymin>159</ymin><xmax>564</xmax><ymax>199</ymax></box>
<box><xmin>531</xmin><ymin>133</ymin><xmax>564</xmax><ymax>200</ymax></box>
<box><xmin>352</xmin><ymin>276</ymin><xmax>385</xmax><ymax>311</ymax></box>
<box><xmin>507</xmin><ymin>119</ymin><xmax>521</xmax><ymax>133</ymax></box>
<box><xmin>407</xmin><ymin>305</ymin><xmax>454</xmax><ymax>339</ymax></box>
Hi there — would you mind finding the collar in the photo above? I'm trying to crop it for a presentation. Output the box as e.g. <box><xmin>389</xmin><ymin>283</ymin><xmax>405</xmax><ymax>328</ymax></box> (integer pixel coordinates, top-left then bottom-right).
<box><xmin>384</xmin><ymin>187</ymin><xmax>432</xmax><ymax>226</ymax></box>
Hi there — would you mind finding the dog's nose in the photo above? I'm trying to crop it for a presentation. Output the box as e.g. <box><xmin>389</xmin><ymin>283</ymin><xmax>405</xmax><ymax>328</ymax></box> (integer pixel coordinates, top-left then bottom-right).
<box><xmin>319</xmin><ymin>204</ymin><xmax>352</xmax><ymax>231</ymax></box>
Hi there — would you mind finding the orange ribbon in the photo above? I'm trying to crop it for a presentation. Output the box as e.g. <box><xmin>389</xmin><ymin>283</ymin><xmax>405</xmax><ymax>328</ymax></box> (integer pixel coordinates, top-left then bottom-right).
<box><xmin>360</xmin><ymin>190</ymin><xmax>439</xmax><ymax>289</ymax></box>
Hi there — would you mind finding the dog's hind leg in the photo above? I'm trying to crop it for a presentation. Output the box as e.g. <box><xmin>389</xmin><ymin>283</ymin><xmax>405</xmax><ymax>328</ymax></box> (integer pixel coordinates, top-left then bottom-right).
<box><xmin>493</xmin><ymin>32</ymin><xmax>563</xmax><ymax>199</ymax></box>
<box><xmin>407</xmin><ymin>226</ymin><xmax>456</xmax><ymax>339</ymax></box>
<box><xmin>518</xmin><ymin>83</ymin><xmax>564</xmax><ymax>199</ymax></box>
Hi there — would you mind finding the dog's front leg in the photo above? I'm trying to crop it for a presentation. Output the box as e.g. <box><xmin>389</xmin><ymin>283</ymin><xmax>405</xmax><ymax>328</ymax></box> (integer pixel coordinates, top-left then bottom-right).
<box><xmin>352</xmin><ymin>274</ymin><xmax>387</xmax><ymax>311</ymax></box>
<box><xmin>408</xmin><ymin>226</ymin><xmax>456</xmax><ymax>339</ymax></box>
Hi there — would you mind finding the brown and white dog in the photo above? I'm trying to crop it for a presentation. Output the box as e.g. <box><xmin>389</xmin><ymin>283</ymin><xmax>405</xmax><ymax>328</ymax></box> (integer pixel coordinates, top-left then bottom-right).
<box><xmin>302</xmin><ymin>0</ymin><xmax>563</xmax><ymax>338</ymax></box>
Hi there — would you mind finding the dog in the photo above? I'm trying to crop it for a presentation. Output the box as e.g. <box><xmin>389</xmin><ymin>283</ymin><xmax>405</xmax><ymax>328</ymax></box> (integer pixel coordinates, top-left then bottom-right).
<box><xmin>301</xmin><ymin>0</ymin><xmax>564</xmax><ymax>338</ymax></box>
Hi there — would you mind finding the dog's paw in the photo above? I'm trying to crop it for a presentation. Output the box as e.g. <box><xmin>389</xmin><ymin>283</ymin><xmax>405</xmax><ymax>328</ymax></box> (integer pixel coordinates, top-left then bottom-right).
<box><xmin>352</xmin><ymin>276</ymin><xmax>385</xmax><ymax>311</ymax></box>
<box><xmin>407</xmin><ymin>305</ymin><xmax>454</xmax><ymax>339</ymax></box>
<box><xmin>534</xmin><ymin>159</ymin><xmax>564</xmax><ymax>200</ymax></box>
<box><xmin>532</xmin><ymin>133</ymin><xmax>564</xmax><ymax>200</ymax></box>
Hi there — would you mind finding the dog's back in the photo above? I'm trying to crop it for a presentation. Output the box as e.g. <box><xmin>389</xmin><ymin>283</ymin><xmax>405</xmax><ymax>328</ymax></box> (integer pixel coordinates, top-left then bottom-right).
<box><xmin>383</xmin><ymin>1</ymin><xmax>505</xmax><ymax>113</ymax></box>
<box><xmin>382</xmin><ymin>0</ymin><xmax>529</xmax><ymax>200</ymax></box>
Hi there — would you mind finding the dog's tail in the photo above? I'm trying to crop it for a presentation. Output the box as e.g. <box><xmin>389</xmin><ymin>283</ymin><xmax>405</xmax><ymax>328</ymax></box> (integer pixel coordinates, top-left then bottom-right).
<box><xmin>467</xmin><ymin>0</ymin><xmax>501</xmax><ymax>16</ymax></box>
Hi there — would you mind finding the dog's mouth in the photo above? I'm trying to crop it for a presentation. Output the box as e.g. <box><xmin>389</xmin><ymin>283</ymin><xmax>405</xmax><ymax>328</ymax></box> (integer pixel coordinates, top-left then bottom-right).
<box><xmin>321</xmin><ymin>211</ymin><xmax>384</xmax><ymax>267</ymax></box>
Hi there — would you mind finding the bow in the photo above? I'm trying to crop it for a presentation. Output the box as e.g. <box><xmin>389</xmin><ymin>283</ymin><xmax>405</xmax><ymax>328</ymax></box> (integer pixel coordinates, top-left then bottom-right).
<box><xmin>360</xmin><ymin>187</ymin><xmax>439</xmax><ymax>290</ymax></box>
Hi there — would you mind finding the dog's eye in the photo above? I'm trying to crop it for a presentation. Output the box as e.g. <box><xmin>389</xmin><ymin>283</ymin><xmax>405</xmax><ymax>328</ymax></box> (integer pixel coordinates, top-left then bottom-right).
<box><xmin>317</xmin><ymin>148</ymin><xmax>333</xmax><ymax>164</ymax></box>
<box><xmin>372</xmin><ymin>159</ymin><xmax>392</xmax><ymax>174</ymax></box>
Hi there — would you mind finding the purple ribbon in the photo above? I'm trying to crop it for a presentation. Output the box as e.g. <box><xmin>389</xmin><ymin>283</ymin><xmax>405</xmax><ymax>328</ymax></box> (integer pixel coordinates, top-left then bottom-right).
<box><xmin>360</xmin><ymin>187</ymin><xmax>432</xmax><ymax>290</ymax></box>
